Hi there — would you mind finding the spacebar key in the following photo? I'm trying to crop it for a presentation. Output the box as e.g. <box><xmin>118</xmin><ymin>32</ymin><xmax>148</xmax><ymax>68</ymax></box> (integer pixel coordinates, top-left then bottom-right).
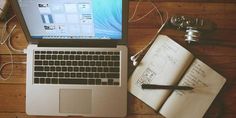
<box><xmin>59</xmin><ymin>79</ymin><xmax>87</xmax><ymax>84</ymax></box>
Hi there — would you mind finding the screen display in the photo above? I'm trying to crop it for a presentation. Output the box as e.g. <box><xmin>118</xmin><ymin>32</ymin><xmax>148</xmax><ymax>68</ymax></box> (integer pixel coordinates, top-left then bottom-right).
<box><xmin>17</xmin><ymin>0</ymin><xmax>122</xmax><ymax>40</ymax></box>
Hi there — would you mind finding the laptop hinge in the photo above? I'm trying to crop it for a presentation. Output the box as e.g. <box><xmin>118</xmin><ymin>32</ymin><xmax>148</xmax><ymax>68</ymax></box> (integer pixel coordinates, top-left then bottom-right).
<box><xmin>36</xmin><ymin>42</ymin><xmax>117</xmax><ymax>48</ymax></box>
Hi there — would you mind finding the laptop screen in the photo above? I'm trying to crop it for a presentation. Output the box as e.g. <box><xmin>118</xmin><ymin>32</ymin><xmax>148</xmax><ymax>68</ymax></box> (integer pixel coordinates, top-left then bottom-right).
<box><xmin>17</xmin><ymin>0</ymin><xmax>122</xmax><ymax>40</ymax></box>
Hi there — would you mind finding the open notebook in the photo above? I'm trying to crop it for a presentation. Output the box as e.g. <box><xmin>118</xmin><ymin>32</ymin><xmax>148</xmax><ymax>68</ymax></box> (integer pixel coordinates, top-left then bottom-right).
<box><xmin>128</xmin><ymin>35</ymin><xmax>226</xmax><ymax>118</ymax></box>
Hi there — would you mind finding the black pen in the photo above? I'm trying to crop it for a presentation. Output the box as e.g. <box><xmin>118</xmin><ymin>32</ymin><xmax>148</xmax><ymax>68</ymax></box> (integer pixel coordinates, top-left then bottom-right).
<box><xmin>142</xmin><ymin>84</ymin><xmax>194</xmax><ymax>90</ymax></box>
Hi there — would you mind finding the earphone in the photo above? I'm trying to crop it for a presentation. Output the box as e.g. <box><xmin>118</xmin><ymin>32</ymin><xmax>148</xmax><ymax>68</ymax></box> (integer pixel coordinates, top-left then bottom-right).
<box><xmin>129</xmin><ymin>1</ymin><xmax>168</xmax><ymax>66</ymax></box>
<box><xmin>130</xmin><ymin>20</ymin><xmax>167</xmax><ymax>66</ymax></box>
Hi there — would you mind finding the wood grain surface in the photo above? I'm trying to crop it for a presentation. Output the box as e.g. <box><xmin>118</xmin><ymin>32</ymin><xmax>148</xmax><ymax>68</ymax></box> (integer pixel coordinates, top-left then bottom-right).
<box><xmin>0</xmin><ymin>1</ymin><xmax>236</xmax><ymax>118</ymax></box>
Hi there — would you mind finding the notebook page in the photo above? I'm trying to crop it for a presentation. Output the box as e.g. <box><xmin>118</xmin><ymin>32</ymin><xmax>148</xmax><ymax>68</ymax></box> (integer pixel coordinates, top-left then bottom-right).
<box><xmin>128</xmin><ymin>35</ymin><xmax>194</xmax><ymax>110</ymax></box>
<box><xmin>160</xmin><ymin>59</ymin><xmax>226</xmax><ymax>118</ymax></box>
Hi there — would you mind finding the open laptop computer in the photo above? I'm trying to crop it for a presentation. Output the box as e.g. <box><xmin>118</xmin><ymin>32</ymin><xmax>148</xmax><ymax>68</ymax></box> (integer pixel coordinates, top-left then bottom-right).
<box><xmin>11</xmin><ymin>0</ymin><xmax>128</xmax><ymax>117</ymax></box>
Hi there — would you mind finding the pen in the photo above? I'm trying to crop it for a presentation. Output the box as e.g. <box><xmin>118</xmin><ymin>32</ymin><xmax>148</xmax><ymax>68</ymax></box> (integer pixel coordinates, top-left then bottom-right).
<box><xmin>141</xmin><ymin>84</ymin><xmax>194</xmax><ymax>90</ymax></box>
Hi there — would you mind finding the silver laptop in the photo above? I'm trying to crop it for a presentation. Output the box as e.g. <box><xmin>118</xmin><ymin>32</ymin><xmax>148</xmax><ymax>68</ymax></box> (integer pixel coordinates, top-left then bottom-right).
<box><xmin>11</xmin><ymin>0</ymin><xmax>128</xmax><ymax>117</ymax></box>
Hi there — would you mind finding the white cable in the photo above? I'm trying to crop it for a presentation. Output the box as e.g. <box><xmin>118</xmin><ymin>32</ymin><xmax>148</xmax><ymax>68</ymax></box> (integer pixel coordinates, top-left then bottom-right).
<box><xmin>0</xmin><ymin>44</ymin><xmax>26</xmax><ymax>80</ymax></box>
<box><xmin>129</xmin><ymin>8</ymin><xmax>155</xmax><ymax>23</ymax></box>
<box><xmin>0</xmin><ymin>24</ymin><xmax>16</xmax><ymax>45</ymax></box>
<box><xmin>0</xmin><ymin>44</ymin><xmax>13</xmax><ymax>80</ymax></box>
<box><xmin>0</xmin><ymin>15</ymin><xmax>26</xmax><ymax>80</ymax></box>
<box><xmin>0</xmin><ymin>14</ymin><xmax>25</xmax><ymax>53</ymax></box>
<box><xmin>0</xmin><ymin>61</ymin><xmax>26</xmax><ymax>81</ymax></box>
<box><xmin>0</xmin><ymin>15</ymin><xmax>16</xmax><ymax>43</ymax></box>
<box><xmin>129</xmin><ymin>0</ymin><xmax>142</xmax><ymax>22</ymax></box>
<box><xmin>151</xmin><ymin>2</ymin><xmax>164</xmax><ymax>24</ymax></box>
<box><xmin>7</xmin><ymin>32</ymin><xmax>24</xmax><ymax>53</ymax></box>
<box><xmin>128</xmin><ymin>1</ymin><xmax>164</xmax><ymax>23</ymax></box>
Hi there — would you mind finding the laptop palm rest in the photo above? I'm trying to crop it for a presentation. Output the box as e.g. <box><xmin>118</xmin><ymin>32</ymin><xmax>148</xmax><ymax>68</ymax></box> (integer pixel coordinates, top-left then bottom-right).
<box><xmin>59</xmin><ymin>89</ymin><xmax>92</xmax><ymax>114</ymax></box>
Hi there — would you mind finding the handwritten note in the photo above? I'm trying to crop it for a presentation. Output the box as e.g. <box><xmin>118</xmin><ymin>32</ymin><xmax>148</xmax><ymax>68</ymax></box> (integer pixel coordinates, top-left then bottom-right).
<box><xmin>160</xmin><ymin>59</ymin><xmax>226</xmax><ymax>118</ymax></box>
<box><xmin>176</xmin><ymin>60</ymin><xmax>209</xmax><ymax>96</ymax></box>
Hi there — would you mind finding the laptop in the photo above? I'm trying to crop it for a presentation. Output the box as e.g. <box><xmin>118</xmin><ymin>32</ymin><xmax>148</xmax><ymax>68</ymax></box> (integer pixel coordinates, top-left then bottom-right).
<box><xmin>11</xmin><ymin>0</ymin><xmax>128</xmax><ymax>117</ymax></box>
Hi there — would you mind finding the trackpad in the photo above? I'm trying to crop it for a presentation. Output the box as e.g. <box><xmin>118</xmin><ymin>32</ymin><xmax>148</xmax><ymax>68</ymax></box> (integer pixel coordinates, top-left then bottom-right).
<box><xmin>59</xmin><ymin>89</ymin><xmax>92</xmax><ymax>114</ymax></box>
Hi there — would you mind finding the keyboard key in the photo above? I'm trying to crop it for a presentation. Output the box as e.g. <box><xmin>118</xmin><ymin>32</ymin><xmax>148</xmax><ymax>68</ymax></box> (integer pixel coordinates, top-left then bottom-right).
<box><xmin>45</xmin><ymin>67</ymin><xmax>49</xmax><ymax>71</ymax></box>
<box><xmin>59</xmin><ymin>79</ymin><xmax>87</xmax><ymax>84</ymax></box>
<box><xmin>77</xmin><ymin>73</ymin><xmax>82</xmax><ymax>77</ymax></box>
<box><xmin>71</xmin><ymin>73</ymin><xmax>76</xmax><ymax>77</ymax></box>
<box><xmin>61</xmin><ymin>61</ymin><xmax>66</xmax><ymax>65</ymax></box>
<box><xmin>82</xmin><ymin>73</ymin><xmax>88</xmax><ymax>78</ymax></box>
<box><xmin>96</xmin><ymin>79</ymin><xmax>101</xmax><ymax>85</ymax></box>
<box><xmin>34</xmin><ymin>72</ymin><xmax>46</xmax><ymax>77</ymax></box>
<box><xmin>40</xmin><ymin>78</ymin><xmax>45</xmax><ymax>83</ymax></box>
<box><xmin>62</xmin><ymin>67</ymin><xmax>67</xmax><ymax>71</ymax></box>
<box><xmin>49</xmin><ymin>61</ymin><xmax>54</xmax><ymax>65</ymax></box>
<box><xmin>46</xmin><ymin>78</ymin><xmax>51</xmax><ymax>83</ymax></box>
<box><xmin>53</xmin><ymin>73</ymin><xmax>58</xmax><ymax>77</ymax></box>
<box><xmin>41</xmin><ymin>51</ymin><xmax>46</xmax><ymax>54</ymax></box>
<box><xmin>70</xmin><ymin>55</ymin><xmax>75</xmax><ymax>60</ymax></box>
<box><xmin>35</xmin><ymin>55</ymin><xmax>40</xmax><ymax>59</ymax></box>
<box><xmin>46</xmin><ymin>55</ymin><xmax>51</xmax><ymax>59</ymax></box>
<box><xmin>47</xmin><ymin>72</ymin><xmax>52</xmax><ymax>77</ymax></box>
<box><xmin>35</xmin><ymin>51</ymin><xmax>40</xmax><ymax>54</ymax></box>
<box><xmin>71</xmin><ymin>51</ymin><xmax>76</xmax><ymax>54</ymax></box>
<box><xmin>74</xmin><ymin>67</ymin><xmax>79</xmax><ymax>71</ymax></box>
<box><xmin>110</xmin><ymin>67</ymin><xmax>119</xmax><ymax>72</ymax></box>
<box><xmin>47</xmin><ymin>51</ymin><xmax>52</xmax><ymax>54</ymax></box>
<box><xmin>108</xmin><ymin>79</ymin><xmax>113</xmax><ymax>85</ymax></box>
<box><xmin>58</xmin><ymin>55</ymin><xmax>63</xmax><ymax>60</ymax></box>
<box><xmin>33</xmin><ymin>50</ymin><xmax>121</xmax><ymax>85</ymax></box>
<box><xmin>114</xmin><ymin>52</ymin><xmax>120</xmax><ymax>55</ymax></box>
<box><xmin>50</xmin><ymin>67</ymin><xmax>55</xmax><ymax>71</ymax></box>
<box><xmin>72</xmin><ymin>61</ymin><xmax>77</xmax><ymax>66</ymax></box>
<box><xmin>112</xmin><ymin>56</ymin><xmax>120</xmax><ymax>60</ymax></box>
<box><xmin>35</xmin><ymin>61</ymin><xmax>42</xmax><ymax>65</ymax></box>
<box><xmin>41</xmin><ymin>55</ymin><xmax>45</xmax><ymax>59</ymax></box>
<box><xmin>56</xmin><ymin>67</ymin><xmax>61</xmax><ymax>71</ymax></box>
<box><xmin>114</xmin><ymin>62</ymin><xmax>119</xmax><ymax>66</ymax></box>
<box><xmin>52</xmin><ymin>55</ymin><xmax>57</xmax><ymax>59</ymax></box>
<box><xmin>65</xmin><ymin>73</ymin><xmax>70</xmax><ymax>77</ymax></box>
<box><xmin>96</xmin><ymin>62</ymin><xmax>101</xmax><ymax>66</ymax></box>
<box><xmin>65</xmin><ymin>51</ymin><xmax>70</xmax><ymax>54</ymax></box>
<box><xmin>102</xmin><ymin>52</ymin><xmax>107</xmax><ymax>55</ymax></box>
<box><xmin>107</xmin><ymin>73</ymin><xmax>119</xmax><ymax>78</ymax></box>
<box><xmin>59</xmin><ymin>51</ymin><xmax>64</xmax><ymax>54</ymax></box>
<box><xmin>53</xmin><ymin>51</ymin><xmax>58</xmax><ymax>54</ymax></box>
<box><xmin>52</xmin><ymin>78</ymin><xmax>58</xmax><ymax>84</ymax></box>
<box><xmin>88</xmin><ymin>79</ymin><xmax>95</xmax><ymax>85</ymax></box>
<box><xmin>68</xmin><ymin>67</ymin><xmax>73</xmax><ymax>71</ymax></box>
<box><xmin>35</xmin><ymin>67</ymin><xmax>44</xmax><ymax>71</ymax></box>
<box><xmin>34</xmin><ymin>78</ymin><xmax>40</xmax><ymax>83</ymax></box>
<box><xmin>59</xmin><ymin>73</ymin><xmax>65</xmax><ymax>77</ymax></box>
<box><xmin>43</xmin><ymin>61</ymin><xmax>48</xmax><ymax>65</ymax></box>
<box><xmin>55</xmin><ymin>61</ymin><xmax>60</xmax><ymax>65</ymax></box>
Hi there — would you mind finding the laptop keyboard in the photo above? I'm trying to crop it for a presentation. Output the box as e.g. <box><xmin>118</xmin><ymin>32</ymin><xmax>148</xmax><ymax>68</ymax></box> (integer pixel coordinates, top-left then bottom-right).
<box><xmin>33</xmin><ymin>50</ymin><xmax>120</xmax><ymax>85</ymax></box>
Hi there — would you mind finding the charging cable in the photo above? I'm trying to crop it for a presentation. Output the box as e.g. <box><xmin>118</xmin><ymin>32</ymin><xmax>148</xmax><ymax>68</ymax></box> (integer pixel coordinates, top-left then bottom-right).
<box><xmin>129</xmin><ymin>1</ymin><xmax>168</xmax><ymax>66</ymax></box>
<box><xmin>0</xmin><ymin>15</ymin><xmax>26</xmax><ymax>80</ymax></box>
<box><xmin>0</xmin><ymin>44</ymin><xmax>26</xmax><ymax>80</ymax></box>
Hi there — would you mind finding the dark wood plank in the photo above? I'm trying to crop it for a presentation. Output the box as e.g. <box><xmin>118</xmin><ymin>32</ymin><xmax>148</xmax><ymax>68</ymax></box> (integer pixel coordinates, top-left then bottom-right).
<box><xmin>0</xmin><ymin>55</ymin><xmax>26</xmax><ymax>84</ymax></box>
<box><xmin>0</xmin><ymin>1</ymin><xmax>236</xmax><ymax>118</ymax></box>
<box><xmin>0</xmin><ymin>84</ymin><xmax>25</xmax><ymax>113</ymax></box>
<box><xmin>129</xmin><ymin>2</ymin><xmax>236</xmax><ymax>30</ymax></box>
<box><xmin>130</xmin><ymin>0</ymin><xmax>236</xmax><ymax>3</ymax></box>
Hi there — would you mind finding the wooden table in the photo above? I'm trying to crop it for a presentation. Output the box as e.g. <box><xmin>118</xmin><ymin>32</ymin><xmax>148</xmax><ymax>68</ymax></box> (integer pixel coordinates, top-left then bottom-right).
<box><xmin>1</xmin><ymin>1</ymin><xmax>236</xmax><ymax>118</ymax></box>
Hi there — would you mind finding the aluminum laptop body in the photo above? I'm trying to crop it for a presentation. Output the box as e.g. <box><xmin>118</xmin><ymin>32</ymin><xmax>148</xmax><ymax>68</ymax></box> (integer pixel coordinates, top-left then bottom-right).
<box><xmin>11</xmin><ymin>0</ymin><xmax>128</xmax><ymax>117</ymax></box>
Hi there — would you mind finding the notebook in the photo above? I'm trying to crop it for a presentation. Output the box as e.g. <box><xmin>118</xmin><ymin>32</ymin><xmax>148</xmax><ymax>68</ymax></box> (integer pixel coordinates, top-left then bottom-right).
<box><xmin>11</xmin><ymin>0</ymin><xmax>128</xmax><ymax>117</ymax></box>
